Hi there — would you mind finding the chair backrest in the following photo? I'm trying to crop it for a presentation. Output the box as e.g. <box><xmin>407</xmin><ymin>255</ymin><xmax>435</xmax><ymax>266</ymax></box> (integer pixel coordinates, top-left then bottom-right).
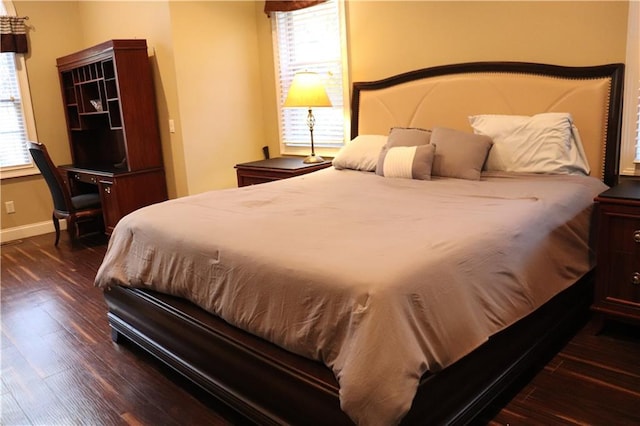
<box><xmin>27</xmin><ymin>141</ymin><xmax>73</xmax><ymax>213</ymax></box>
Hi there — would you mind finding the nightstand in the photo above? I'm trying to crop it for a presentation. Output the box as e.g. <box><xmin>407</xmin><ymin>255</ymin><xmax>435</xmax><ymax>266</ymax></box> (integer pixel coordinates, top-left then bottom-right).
<box><xmin>592</xmin><ymin>180</ymin><xmax>640</xmax><ymax>324</ymax></box>
<box><xmin>235</xmin><ymin>157</ymin><xmax>332</xmax><ymax>187</ymax></box>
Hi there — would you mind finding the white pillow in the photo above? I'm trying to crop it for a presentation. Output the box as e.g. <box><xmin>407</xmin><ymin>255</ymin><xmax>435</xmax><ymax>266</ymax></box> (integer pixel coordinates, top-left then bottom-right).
<box><xmin>332</xmin><ymin>135</ymin><xmax>388</xmax><ymax>171</ymax></box>
<box><xmin>468</xmin><ymin>112</ymin><xmax>590</xmax><ymax>175</ymax></box>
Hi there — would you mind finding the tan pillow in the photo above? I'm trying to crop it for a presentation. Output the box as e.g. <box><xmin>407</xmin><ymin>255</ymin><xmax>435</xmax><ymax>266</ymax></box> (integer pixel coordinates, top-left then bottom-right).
<box><xmin>386</xmin><ymin>127</ymin><xmax>432</xmax><ymax>148</ymax></box>
<box><xmin>430</xmin><ymin>127</ymin><xmax>493</xmax><ymax>180</ymax></box>
<box><xmin>376</xmin><ymin>144</ymin><xmax>435</xmax><ymax>180</ymax></box>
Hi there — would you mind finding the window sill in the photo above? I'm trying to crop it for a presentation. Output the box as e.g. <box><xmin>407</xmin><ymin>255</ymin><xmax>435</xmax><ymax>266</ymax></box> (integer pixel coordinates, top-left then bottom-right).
<box><xmin>281</xmin><ymin>145</ymin><xmax>341</xmax><ymax>159</ymax></box>
<box><xmin>620</xmin><ymin>164</ymin><xmax>640</xmax><ymax>177</ymax></box>
<box><xmin>1</xmin><ymin>165</ymin><xmax>40</xmax><ymax>180</ymax></box>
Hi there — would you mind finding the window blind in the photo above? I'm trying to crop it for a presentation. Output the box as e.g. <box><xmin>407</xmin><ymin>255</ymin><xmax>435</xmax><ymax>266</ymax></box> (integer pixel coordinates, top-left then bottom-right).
<box><xmin>0</xmin><ymin>51</ymin><xmax>30</xmax><ymax>168</ymax></box>
<box><xmin>1</xmin><ymin>0</ymin><xmax>31</xmax><ymax>172</ymax></box>
<box><xmin>619</xmin><ymin>0</ymin><xmax>640</xmax><ymax>173</ymax></box>
<box><xmin>274</xmin><ymin>0</ymin><xmax>346</xmax><ymax>148</ymax></box>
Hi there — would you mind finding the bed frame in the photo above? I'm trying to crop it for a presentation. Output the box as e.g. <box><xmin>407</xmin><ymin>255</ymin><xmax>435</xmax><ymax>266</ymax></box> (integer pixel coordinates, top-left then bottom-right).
<box><xmin>104</xmin><ymin>62</ymin><xmax>624</xmax><ymax>425</ymax></box>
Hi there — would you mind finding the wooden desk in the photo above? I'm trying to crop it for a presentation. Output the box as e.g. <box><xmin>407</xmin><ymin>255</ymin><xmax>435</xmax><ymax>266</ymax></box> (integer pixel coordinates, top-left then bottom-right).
<box><xmin>59</xmin><ymin>165</ymin><xmax>167</xmax><ymax>235</ymax></box>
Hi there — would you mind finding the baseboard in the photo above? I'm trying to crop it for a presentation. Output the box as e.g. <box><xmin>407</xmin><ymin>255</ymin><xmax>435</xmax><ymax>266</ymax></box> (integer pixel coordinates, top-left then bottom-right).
<box><xmin>0</xmin><ymin>220</ymin><xmax>67</xmax><ymax>244</ymax></box>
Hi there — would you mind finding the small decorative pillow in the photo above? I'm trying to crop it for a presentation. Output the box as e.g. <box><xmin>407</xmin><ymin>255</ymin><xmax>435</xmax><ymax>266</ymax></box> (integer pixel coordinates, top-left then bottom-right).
<box><xmin>332</xmin><ymin>135</ymin><xmax>388</xmax><ymax>171</ymax></box>
<box><xmin>386</xmin><ymin>127</ymin><xmax>432</xmax><ymax>147</ymax></box>
<box><xmin>376</xmin><ymin>144</ymin><xmax>435</xmax><ymax>180</ymax></box>
<box><xmin>468</xmin><ymin>112</ymin><xmax>590</xmax><ymax>175</ymax></box>
<box><xmin>429</xmin><ymin>127</ymin><xmax>493</xmax><ymax>180</ymax></box>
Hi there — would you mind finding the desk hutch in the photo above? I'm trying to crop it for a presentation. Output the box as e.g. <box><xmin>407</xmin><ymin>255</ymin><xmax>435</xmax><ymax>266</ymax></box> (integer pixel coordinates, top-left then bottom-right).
<box><xmin>56</xmin><ymin>39</ymin><xmax>167</xmax><ymax>234</ymax></box>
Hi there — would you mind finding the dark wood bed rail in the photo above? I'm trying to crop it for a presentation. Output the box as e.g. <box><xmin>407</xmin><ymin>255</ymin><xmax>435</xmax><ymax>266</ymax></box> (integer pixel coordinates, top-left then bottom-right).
<box><xmin>105</xmin><ymin>272</ymin><xmax>594</xmax><ymax>425</ymax></box>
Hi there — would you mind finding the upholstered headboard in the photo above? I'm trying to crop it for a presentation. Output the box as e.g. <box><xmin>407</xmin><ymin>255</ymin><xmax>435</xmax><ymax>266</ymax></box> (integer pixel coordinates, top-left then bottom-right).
<box><xmin>351</xmin><ymin>62</ymin><xmax>624</xmax><ymax>186</ymax></box>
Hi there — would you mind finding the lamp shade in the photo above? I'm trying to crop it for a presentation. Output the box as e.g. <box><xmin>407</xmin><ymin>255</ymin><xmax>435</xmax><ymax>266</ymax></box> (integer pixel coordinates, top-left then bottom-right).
<box><xmin>284</xmin><ymin>71</ymin><xmax>332</xmax><ymax>108</ymax></box>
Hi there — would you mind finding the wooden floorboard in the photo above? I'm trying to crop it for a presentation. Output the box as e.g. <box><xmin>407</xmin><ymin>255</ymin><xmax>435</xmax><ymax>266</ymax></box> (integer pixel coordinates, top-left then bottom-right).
<box><xmin>1</xmin><ymin>232</ymin><xmax>639</xmax><ymax>425</ymax></box>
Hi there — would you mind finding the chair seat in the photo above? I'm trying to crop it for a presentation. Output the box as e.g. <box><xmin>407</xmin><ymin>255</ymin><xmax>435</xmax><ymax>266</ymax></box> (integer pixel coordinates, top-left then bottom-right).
<box><xmin>71</xmin><ymin>193</ymin><xmax>101</xmax><ymax>210</ymax></box>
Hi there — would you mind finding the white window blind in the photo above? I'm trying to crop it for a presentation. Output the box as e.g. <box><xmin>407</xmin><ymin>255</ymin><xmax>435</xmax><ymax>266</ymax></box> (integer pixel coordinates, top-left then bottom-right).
<box><xmin>273</xmin><ymin>0</ymin><xmax>347</xmax><ymax>149</ymax></box>
<box><xmin>0</xmin><ymin>51</ymin><xmax>30</xmax><ymax>168</ymax></box>
<box><xmin>616</xmin><ymin>0</ymin><xmax>640</xmax><ymax>175</ymax></box>
<box><xmin>621</xmin><ymin>0</ymin><xmax>640</xmax><ymax>172</ymax></box>
<box><xmin>0</xmin><ymin>0</ymin><xmax>36</xmax><ymax>178</ymax></box>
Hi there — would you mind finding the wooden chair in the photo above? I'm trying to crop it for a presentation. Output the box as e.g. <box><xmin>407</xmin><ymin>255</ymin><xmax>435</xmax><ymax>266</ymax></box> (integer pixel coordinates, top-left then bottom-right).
<box><xmin>27</xmin><ymin>141</ymin><xmax>103</xmax><ymax>246</ymax></box>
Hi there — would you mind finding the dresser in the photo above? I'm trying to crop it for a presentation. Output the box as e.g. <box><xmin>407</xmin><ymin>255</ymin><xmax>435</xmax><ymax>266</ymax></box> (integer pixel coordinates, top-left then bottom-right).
<box><xmin>592</xmin><ymin>180</ymin><xmax>640</xmax><ymax>324</ymax></box>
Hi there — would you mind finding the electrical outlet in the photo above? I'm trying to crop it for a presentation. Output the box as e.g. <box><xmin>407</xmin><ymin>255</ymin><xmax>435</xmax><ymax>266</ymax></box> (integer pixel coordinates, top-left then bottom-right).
<box><xmin>5</xmin><ymin>201</ymin><xmax>15</xmax><ymax>214</ymax></box>
<box><xmin>168</xmin><ymin>119</ymin><xmax>175</xmax><ymax>133</ymax></box>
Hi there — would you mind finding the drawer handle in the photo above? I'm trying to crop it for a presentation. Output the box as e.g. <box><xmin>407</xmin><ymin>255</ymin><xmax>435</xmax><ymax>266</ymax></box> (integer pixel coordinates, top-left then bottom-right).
<box><xmin>634</xmin><ymin>230</ymin><xmax>640</xmax><ymax>243</ymax></box>
<box><xmin>74</xmin><ymin>174</ymin><xmax>80</xmax><ymax>180</ymax></box>
<box><xmin>104</xmin><ymin>186</ymin><xmax>111</xmax><ymax>194</ymax></box>
<box><xmin>633</xmin><ymin>273</ymin><xmax>640</xmax><ymax>286</ymax></box>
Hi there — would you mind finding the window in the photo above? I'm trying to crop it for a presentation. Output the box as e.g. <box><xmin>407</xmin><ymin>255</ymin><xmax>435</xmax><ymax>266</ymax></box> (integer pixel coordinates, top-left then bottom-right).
<box><xmin>0</xmin><ymin>0</ymin><xmax>37</xmax><ymax>179</ymax></box>
<box><xmin>0</xmin><ymin>53</ymin><xmax>30</xmax><ymax>168</ymax></box>
<box><xmin>272</xmin><ymin>0</ymin><xmax>349</xmax><ymax>156</ymax></box>
<box><xmin>620</xmin><ymin>0</ymin><xmax>640</xmax><ymax>175</ymax></box>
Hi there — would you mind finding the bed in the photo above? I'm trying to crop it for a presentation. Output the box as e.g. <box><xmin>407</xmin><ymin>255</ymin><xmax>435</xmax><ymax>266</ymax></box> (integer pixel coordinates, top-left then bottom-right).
<box><xmin>95</xmin><ymin>62</ymin><xmax>624</xmax><ymax>425</ymax></box>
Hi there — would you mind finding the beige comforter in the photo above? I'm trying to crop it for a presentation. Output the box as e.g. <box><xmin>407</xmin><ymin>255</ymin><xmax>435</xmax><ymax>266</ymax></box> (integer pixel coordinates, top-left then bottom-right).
<box><xmin>95</xmin><ymin>168</ymin><xmax>606</xmax><ymax>425</ymax></box>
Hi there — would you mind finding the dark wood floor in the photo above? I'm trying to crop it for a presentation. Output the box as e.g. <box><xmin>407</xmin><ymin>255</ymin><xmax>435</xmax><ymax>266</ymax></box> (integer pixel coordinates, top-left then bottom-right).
<box><xmin>1</xmin><ymin>233</ymin><xmax>639</xmax><ymax>425</ymax></box>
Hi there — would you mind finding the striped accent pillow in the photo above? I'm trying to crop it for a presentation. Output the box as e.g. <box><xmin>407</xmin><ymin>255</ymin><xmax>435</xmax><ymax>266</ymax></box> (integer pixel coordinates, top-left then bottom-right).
<box><xmin>376</xmin><ymin>144</ymin><xmax>435</xmax><ymax>180</ymax></box>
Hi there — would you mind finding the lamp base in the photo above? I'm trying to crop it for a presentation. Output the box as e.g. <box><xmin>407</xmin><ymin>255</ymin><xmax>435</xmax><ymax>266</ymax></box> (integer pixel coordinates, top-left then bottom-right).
<box><xmin>303</xmin><ymin>154</ymin><xmax>325</xmax><ymax>164</ymax></box>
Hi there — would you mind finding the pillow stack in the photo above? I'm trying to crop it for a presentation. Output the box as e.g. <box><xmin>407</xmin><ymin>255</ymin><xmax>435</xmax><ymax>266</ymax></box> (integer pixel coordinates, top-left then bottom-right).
<box><xmin>331</xmin><ymin>111</ymin><xmax>590</xmax><ymax>181</ymax></box>
<box><xmin>376</xmin><ymin>128</ymin><xmax>434</xmax><ymax>180</ymax></box>
<box><xmin>376</xmin><ymin>127</ymin><xmax>492</xmax><ymax>181</ymax></box>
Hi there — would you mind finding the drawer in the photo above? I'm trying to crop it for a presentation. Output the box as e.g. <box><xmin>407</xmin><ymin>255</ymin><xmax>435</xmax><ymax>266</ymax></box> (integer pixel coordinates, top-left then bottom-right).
<box><xmin>240</xmin><ymin>175</ymin><xmax>277</xmax><ymax>186</ymax></box>
<box><xmin>97</xmin><ymin>179</ymin><xmax>118</xmax><ymax>233</ymax></box>
<box><xmin>71</xmin><ymin>171</ymin><xmax>99</xmax><ymax>185</ymax></box>
<box><xmin>607</xmin><ymin>214</ymin><xmax>640</xmax><ymax>253</ymax></box>
<box><xmin>609</xmin><ymin>253</ymin><xmax>640</xmax><ymax>304</ymax></box>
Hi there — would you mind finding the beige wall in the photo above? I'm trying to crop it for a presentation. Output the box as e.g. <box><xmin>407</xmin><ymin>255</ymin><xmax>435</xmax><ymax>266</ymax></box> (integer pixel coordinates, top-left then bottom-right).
<box><xmin>345</xmin><ymin>1</ymin><xmax>628</xmax><ymax>82</ymax></box>
<box><xmin>0</xmin><ymin>0</ymin><xmax>629</xmax><ymax>235</ymax></box>
<box><xmin>255</xmin><ymin>4</ymin><xmax>281</xmax><ymax>161</ymax></box>
<box><xmin>169</xmin><ymin>1</ymin><xmax>266</xmax><ymax>194</ymax></box>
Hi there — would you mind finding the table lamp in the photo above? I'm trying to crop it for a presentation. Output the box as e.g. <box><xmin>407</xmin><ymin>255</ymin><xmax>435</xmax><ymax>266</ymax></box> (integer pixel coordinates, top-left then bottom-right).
<box><xmin>284</xmin><ymin>71</ymin><xmax>333</xmax><ymax>164</ymax></box>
